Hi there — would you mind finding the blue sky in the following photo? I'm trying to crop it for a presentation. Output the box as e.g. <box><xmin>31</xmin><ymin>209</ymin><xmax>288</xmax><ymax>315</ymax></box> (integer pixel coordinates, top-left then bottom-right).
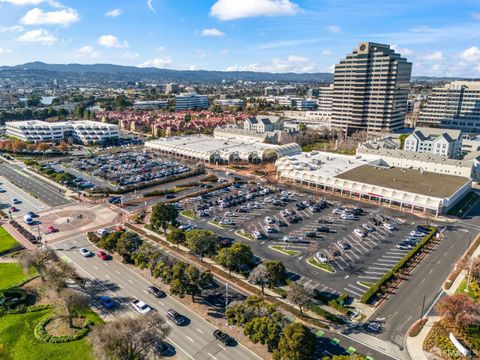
<box><xmin>0</xmin><ymin>0</ymin><xmax>479</xmax><ymax>76</ymax></box>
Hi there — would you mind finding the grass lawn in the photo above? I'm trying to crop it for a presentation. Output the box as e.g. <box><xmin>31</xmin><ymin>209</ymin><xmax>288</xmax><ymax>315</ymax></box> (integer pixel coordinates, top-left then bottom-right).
<box><xmin>0</xmin><ymin>263</ymin><xmax>30</xmax><ymax>290</ymax></box>
<box><xmin>456</xmin><ymin>278</ymin><xmax>480</xmax><ymax>302</ymax></box>
<box><xmin>0</xmin><ymin>310</ymin><xmax>95</xmax><ymax>360</ymax></box>
<box><xmin>307</xmin><ymin>258</ymin><xmax>335</xmax><ymax>273</ymax></box>
<box><xmin>0</xmin><ymin>226</ymin><xmax>20</xmax><ymax>254</ymax></box>
<box><xmin>269</xmin><ymin>245</ymin><xmax>301</xmax><ymax>256</ymax></box>
<box><xmin>180</xmin><ymin>210</ymin><xmax>198</xmax><ymax>220</ymax></box>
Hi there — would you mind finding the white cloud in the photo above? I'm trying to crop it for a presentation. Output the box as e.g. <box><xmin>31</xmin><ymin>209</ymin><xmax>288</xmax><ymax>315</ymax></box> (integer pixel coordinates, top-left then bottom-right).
<box><xmin>326</xmin><ymin>25</ymin><xmax>341</xmax><ymax>33</ymax></box>
<box><xmin>201</xmin><ymin>28</ymin><xmax>225</xmax><ymax>37</ymax></box>
<box><xmin>20</xmin><ymin>8</ymin><xmax>79</xmax><ymax>27</ymax></box>
<box><xmin>226</xmin><ymin>55</ymin><xmax>317</xmax><ymax>73</ymax></box>
<box><xmin>0</xmin><ymin>0</ymin><xmax>43</xmax><ymax>4</ymax></box>
<box><xmin>420</xmin><ymin>51</ymin><xmax>444</xmax><ymax>61</ymax></box>
<box><xmin>17</xmin><ymin>28</ymin><xmax>57</xmax><ymax>45</ymax></box>
<box><xmin>0</xmin><ymin>25</ymin><xmax>24</xmax><ymax>32</ymax></box>
<box><xmin>189</xmin><ymin>65</ymin><xmax>198</xmax><ymax>71</ymax></box>
<box><xmin>459</xmin><ymin>46</ymin><xmax>480</xmax><ymax>62</ymax></box>
<box><xmin>391</xmin><ymin>45</ymin><xmax>416</xmax><ymax>57</ymax></box>
<box><xmin>147</xmin><ymin>0</ymin><xmax>155</xmax><ymax>13</ymax></box>
<box><xmin>77</xmin><ymin>45</ymin><xmax>101</xmax><ymax>59</ymax></box>
<box><xmin>138</xmin><ymin>58</ymin><xmax>171</xmax><ymax>68</ymax></box>
<box><xmin>321</xmin><ymin>49</ymin><xmax>333</xmax><ymax>56</ymax></box>
<box><xmin>475</xmin><ymin>64</ymin><xmax>480</xmax><ymax>73</ymax></box>
<box><xmin>0</xmin><ymin>48</ymin><xmax>12</xmax><ymax>53</ymax></box>
<box><xmin>122</xmin><ymin>51</ymin><xmax>139</xmax><ymax>60</ymax></box>
<box><xmin>105</xmin><ymin>8</ymin><xmax>123</xmax><ymax>17</ymax></box>
<box><xmin>97</xmin><ymin>35</ymin><xmax>128</xmax><ymax>48</ymax></box>
<box><xmin>211</xmin><ymin>0</ymin><xmax>300</xmax><ymax>21</ymax></box>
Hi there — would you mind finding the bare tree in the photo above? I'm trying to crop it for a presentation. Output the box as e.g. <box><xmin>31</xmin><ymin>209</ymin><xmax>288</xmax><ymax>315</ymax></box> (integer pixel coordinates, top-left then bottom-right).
<box><xmin>54</xmin><ymin>288</ymin><xmax>90</xmax><ymax>328</ymax></box>
<box><xmin>90</xmin><ymin>313</ymin><xmax>171</xmax><ymax>360</ymax></box>
<box><xmin>19</xmin><ymin>248</ymin><xmax>56</xmax><ymax>282</ymax></box>
<box><xmin>288</xmin><ymin>282</ymin><xmax>310</xmax><ymax>317</ymax></box>
<box><xmin>249</xmin><ymin>264</ymin><xmax>269</xmax><ymax>295</ymax></box>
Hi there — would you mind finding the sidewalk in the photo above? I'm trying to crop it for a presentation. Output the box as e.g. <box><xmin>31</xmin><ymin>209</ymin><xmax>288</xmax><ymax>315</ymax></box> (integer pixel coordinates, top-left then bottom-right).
<box><xmin>405</xmin><ymin>316</ymin><xmax>441</xmax><ymax>360</ymax></box>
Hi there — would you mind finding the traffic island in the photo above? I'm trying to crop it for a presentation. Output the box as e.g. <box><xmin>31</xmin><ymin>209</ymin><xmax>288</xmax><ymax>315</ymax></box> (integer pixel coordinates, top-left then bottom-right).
<box><xmin>307</xmin><ymin>258</ymin><xmax>335</xmax><ymax>273</ymax></box>
<box><xmin>269</xmin><ymin>245</ymin><xmax>301</xmax><ymax>256</ymax></box>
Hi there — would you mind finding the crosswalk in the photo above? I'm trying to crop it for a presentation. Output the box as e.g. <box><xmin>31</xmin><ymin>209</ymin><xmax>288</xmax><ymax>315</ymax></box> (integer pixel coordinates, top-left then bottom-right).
<box><xmin>296</xmin><ymin>276</ymin><xmax>341</xmax><ymax>298</ymax></box>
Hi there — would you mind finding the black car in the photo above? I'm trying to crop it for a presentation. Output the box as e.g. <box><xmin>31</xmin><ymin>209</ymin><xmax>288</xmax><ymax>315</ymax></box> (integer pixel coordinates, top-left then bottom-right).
<box><xmin>318</xmin><ymin>219</ymin><xmax>333</xmax><ymax>224</ymax></box>
<box><xmin>416</xmin><ymin>225</ymin><xmax>430</xmax><ymax>232</ymax></box>
<box><xmin>166</xmin><ymin>309</ymin><xmax>185</xmax><ymax>325</ymax></box>
<box><xmin>369</xmin><ymin>218</ymin><xmax>381</xmax><ymax>226</ymax></box>
<box><xmin>342</xmin><ymin>242</ymin><xmax>352</xmax><ymax>250</ymax></box>
<box><xmin>305</xmin><ymin>231</ymin><xmax>316</xmax><ymax>238</ymax></box>
<box><xmin>165</xmin><ymin>194</ymin><xmax>176</xmax><ymax>199</ymax></box>
<box><xmin>213</xmin><ymin>330</ymin><xmax>234</xmax><ymax>346</ymax></box>
<box><xmin>352</xmin><ymin>208</ymin><xmax>364</xmax><ymax>216</ymax></box>
<box><xmin>148</xmin><ymin>286</ymin><xmax>166</xmax><ymax>298</ymax></box>
<box><xmin>154</xmin><ymin>341</ymin><xmax>174</xmax><ymax>356</ymax></box>
<box><xmin>295</xmin><ymin>203</ymin><xmax>306</xmax><ymax>210</ymax></box>
<box><xmin>317</xmin><ymin>226</ymin><xmax>329</xmax><ymax>233</ymax></box>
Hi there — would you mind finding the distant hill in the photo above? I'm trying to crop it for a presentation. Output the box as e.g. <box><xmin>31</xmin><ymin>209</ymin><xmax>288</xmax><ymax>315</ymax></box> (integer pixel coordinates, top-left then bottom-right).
<box><xmin>0</xmin><ymin>62</ymin><xmax>334</xmax><ymax>83</ymax></box>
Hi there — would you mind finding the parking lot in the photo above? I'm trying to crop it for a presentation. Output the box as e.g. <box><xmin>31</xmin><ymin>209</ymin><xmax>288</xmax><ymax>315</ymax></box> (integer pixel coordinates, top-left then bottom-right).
<box><xmin>47</xmin><ymin>150</ymin><xmax>192</xmax><ymax>191</ymax></box>
<box><xmin>178</xmin><ymin>182</ymin><xmax>426</xmax><ymax>300</ymax></box>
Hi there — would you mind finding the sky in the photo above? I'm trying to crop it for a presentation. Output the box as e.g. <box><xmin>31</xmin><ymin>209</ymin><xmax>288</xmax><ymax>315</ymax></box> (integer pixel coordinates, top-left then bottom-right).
<box><xmin>0</xmin><ymin>0</ymin><xmax>479</xmax><ymax>77</ymax></box>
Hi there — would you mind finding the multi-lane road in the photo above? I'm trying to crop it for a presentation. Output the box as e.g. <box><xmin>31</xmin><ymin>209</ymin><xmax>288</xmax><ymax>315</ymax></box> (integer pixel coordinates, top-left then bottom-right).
<box><xmin>53</xmin><ymin>234</ymin><xmax>261</xmax><ymax>360</ymax></box>
<box><xmin>0</xmin><ymin>161</ymin><xmax>71</xmax><ymax>207</ymax></box>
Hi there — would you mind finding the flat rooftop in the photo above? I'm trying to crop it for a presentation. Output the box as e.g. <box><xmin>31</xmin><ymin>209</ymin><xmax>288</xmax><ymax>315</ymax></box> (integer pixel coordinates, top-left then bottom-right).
<box><xmin>336</xmin><ymin>165</ymin><xmax>470</xmax><ymax>198</ymax></box>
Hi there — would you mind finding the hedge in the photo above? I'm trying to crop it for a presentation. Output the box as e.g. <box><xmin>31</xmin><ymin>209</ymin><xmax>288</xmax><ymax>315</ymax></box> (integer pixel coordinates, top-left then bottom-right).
<box><xmin>306</xmin><ymin>303</ymin><xmax>345</xmax><ymax>325</ymax></box>
<box><xmin>86</xmin><ymin>232</ymin><xmax>100</xmax><ymax>244</ymax></box>
<box><xmin>34</xmin><ymin>315</ymin><xmax>93</xmax><ymax>343</ymax></box>
<box><xmin>361</xmin><ymin>226</ymin><xmax>437</xmax><ymax>304</ymax></box>
<box><xmin>0</xmin><ymin>288</ymin><xmax>27</xmax><ymax>309</ymax></box>
<box><xmin>0</xmin><ymin>304</ymin><xmax>52</xmax><ymax>316</ymax></box>
<box><xmin>7</xmin><ymin>274</ymin><xmax>39</xmax><ymax>289</ymax></box>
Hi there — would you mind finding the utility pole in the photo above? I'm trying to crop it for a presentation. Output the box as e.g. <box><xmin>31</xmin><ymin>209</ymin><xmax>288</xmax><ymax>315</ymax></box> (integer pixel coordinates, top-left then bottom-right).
<box><xmin>466</xmin><ymin>258</ymin><xmax>473</xmax><ymax>293</ymax></box>
<box><xmin>225</xmin><ymin>282</ymin><xmax>229</xmax><ymax>309</ymax></box>
<box><xmin>420</xmin><ymin>294</ymin><xmax>426</xmax><ymax>321</ymax></box>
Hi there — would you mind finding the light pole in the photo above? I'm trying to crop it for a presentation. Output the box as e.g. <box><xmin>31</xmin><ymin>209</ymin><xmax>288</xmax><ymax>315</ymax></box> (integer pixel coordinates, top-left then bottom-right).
<box><xmin>225</xmin><ymin>282</ymin><xmax>229</xmax><ymax>309</ymax></box>
<box><xmin>419</xmin><ymin>294</ymin><xmax>426</xmax><ymax>321</ymax></box>
<box><xmin>466</xmin><ymin>258</ymin><xmax>474</xmax><ymax>293</ymax></box>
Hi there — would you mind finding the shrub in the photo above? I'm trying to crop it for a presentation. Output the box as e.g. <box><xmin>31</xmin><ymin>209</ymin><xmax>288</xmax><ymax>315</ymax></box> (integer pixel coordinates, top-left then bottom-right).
<box><xmin>0</xmin><ymin>304</ymin><xmax>52</xmax><ymax>317</ymax></box>
<box><xmin>306</xmin><ymin>303</ymin><xmax>345</xmax><ymax>324</ymax></box>
<box><xmin>0</xmin><ymin>288</ymin><xmax>27</xmax><ymax>309</ymax></box>
<box><xmin>272</xmin><ymin>287</ymin><xmax>288</xmax><ymax>299</ymax></box>
<box><xmin>34</xmin><ymin>315</ymin><xmax>93</xmax><ymax>343</ymax></box>
<box><xmin>87</xmin><ymin>232</ymin><xmax>100</xmax><ymax>244</ymax></box>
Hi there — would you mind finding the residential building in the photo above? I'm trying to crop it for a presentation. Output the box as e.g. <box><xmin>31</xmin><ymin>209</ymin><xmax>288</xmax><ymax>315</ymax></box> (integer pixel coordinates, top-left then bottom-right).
<box><xmin>418</xmin><ymin>81</ymin><xmax>480</xmax><ymax>131</ymax></box>
<box><xmin>133</xmin><ymin>100</ymin><xmax>168</xmax><ymax>110</ymax></box>
<box><xmin>6</xmin><ymin>120</ymin><xmax>119</xmax><ymax>144</ymax></box>
<box><xmin>404</xmin><ymin>127</ymin><xmax>462</xmax><ymax>158</ymax></box>
<box><xmin>331</xmin><ymin>42</ymin><xmax>412</xmax><ymax>134</ymax></box>
<box><xmin>213</xmin><ymin>98</ymin><xmax>244</xmax><ymax>110</ymax></box>
<box><xmin>175</xmin><ymin>93</ymin><xmax>209</xmax><ymax>111</ymax></box>
<box><xmin>244</xmin><ymin>115</ymin><xmax>284</xmax><ymax>133</ymax></box>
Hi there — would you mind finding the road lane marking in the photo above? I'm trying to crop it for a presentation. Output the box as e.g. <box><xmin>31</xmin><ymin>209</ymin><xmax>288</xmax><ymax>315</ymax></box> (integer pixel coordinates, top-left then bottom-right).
<box><xmin>93</xmin><ymin>265</ymin><xmax>99</xmax><ymax>270</ymax></box>
<box><xmin>128</xmin><ymin>279</ymin><xmax>134</xmax><ymax>284</ymax></box>
<box><xmin>185</xmin><ymin>335</ymin><xmax>194</xmax><ymax>342</ymax></box>
<box><xmin>196</xmin><ymin>328</ymin><xmax>204</xmax><ymax>334</ymax></box>
<box><xmin>115</xmin><ymin>270</ymin><xmax>120</xmax><ymax>275</ymax></box>
<box><xmin>208</xmin><ymin>353</ymin><xmax>218</xmax><ymax>360</ymax></box>
<box><xmin>105</xmin><ymin>274</ymin><xmax>110</xmax><ymax>279</ymax></box>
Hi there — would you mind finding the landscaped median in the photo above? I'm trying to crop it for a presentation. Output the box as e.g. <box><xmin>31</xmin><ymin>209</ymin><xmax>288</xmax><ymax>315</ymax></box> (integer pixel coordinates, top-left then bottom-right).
<box><xmin>269</xmin><ymin>245</ymin><xmax>301</xmax><ymax>256</ymax></box>
<box><xmin>360</xmin><ymin>226</ymin><xmax>437</xmax><ymax>304</ymax></box>
<box><xmin>180</xmin><ymin>210</ymin><xmax>198</xmax><ymax>220</ymax></box>
<box><xmin>307</xmin><ymin>258</ymin><xmax>335</xmax><ymax>273</ymax></box>
<box><xmin>234</xmin><ymin>229</ymin><xmax>255</xmax><ymax>241</ymax></box>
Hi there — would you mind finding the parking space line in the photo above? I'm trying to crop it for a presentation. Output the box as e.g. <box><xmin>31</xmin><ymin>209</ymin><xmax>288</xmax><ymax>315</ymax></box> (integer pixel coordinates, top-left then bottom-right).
<box><xmin>359</xmin><ymin>275</ymin><xmax>381</xmax><ymax>280</ymax></box>
<box><xmin>344</xmin><ymin>287</ymin><xmax>363</xmax><ymax>297</ymax></box>
<box><xmin>365</xmin><ymin>271</ymin><xmax>385</xmax><ymax>275</ymax></box>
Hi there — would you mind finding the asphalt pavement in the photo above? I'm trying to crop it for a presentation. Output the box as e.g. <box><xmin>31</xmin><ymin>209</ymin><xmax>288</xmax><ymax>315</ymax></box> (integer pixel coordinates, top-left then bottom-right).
<box><xmin>52</xmin><ymin>234</ymin><xmax>261</xmax><ymax>360</ymax></box>
<box><xmin>0</xmin><ymin>162</ymin><xmax>71</xmax><ymax>207</ymax></box>
<box><xmin>0</xmin><ymin>175</ymin><xmax>48</xmax><ymax>217</ymax></box>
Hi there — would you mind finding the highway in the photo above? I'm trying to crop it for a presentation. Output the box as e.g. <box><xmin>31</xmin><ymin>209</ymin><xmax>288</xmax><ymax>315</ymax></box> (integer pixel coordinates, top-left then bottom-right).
<box><xmin>0</xmin><ymin>162</ymin><xmax>71</xmax><ymax>207</ymax></box>
<box><xmin>0</xmin><ymin>176</ymin><xmax>48</xmax><ymax>217</ymax></box>
<box><xmin>52</xmin><ymin>234</ymin><xmax>261</xmax><ymax>360</ymax></box>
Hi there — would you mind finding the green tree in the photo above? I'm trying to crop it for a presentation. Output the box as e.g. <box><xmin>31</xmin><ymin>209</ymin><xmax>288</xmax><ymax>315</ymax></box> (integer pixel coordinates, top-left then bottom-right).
<box><xmin>264</xmin><ymin>260</ymin><xmax>288</xmax><ymax>288</ymax></box>
<box><xmin>216</xmin><ymin>243</ymin><xmax>253</xmax><ymax>275</ymax></box>
<box><xmin>184</xmin><ymin>265</ymin><xmax>212</xmax><ymax>302</ymax></box>
<box><xmin>288</xmin><ymin>282</ymin><xmax>310</xmax><ymax>317</ymax></box>
<box><xmin>151</xmin><ymin>204</ymin><xmax>179</xmax><ymax>234</ymax></box>
<box><xmin>185</xmin><ymin>230</ymin><xmax>218</xmax><ymax>261</ymax></box>
<box><xmin>115</xmin><ymin>232</ymin><xmax>142</xmax><ymax>263</ymax></box>
<box><xmin>98</xmin><ymin>231</ymin><xmax>122</xmax><ymax>252</ymax></box>
<box><xmin>114</xmin><ymin>95</ymin><xmax>132</xmax><ymax>110</ymax></box>
<box><xmin>244</xmin><ymin>315</ymin><xmax>283</xmax><ymax>352</ymax></box>
<box><xmin>167</xmin><ymin>228</ymin><xmax>186</xmax><ymax>249</ymax></box>
<box><xmin>273</xmin><ymin>323</ymin><xmax>316</xmax><ymax>360</ymax></box>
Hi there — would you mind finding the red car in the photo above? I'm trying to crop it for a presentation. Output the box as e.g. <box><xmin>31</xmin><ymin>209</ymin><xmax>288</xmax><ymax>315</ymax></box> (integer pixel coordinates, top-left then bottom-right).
<box><xmin>10</xmin><ymin>206</ymin><xmax>19</xmax><ymax>212</ymax></box>
<box><xmin>97</xmin><ymin>250</ymin><xmax>109</xmax><ymax>260</ymax></box>
<box><xmin>45</xmin><ymin>225</ymin><xmax>58</xmax><ymax>234</ymax></box>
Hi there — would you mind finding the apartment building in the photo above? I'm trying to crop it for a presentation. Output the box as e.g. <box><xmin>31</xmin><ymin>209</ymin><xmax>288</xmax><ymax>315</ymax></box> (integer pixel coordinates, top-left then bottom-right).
<box><xmin>418</xmin><ymin>81</ymin><xmax>480</xmax><ymax>131</ymax></box>
<box><xmin>6</xmin><ymin>120</ymin><xmax>119</xmax><ymax>144</ymax></box>
<box><xmin>244</xmin><ymin>115</ymin><xmax>284</xmax><ymax>133</ymax></box>
<box><xmin>404</xmin><ymin>127</ymin><xmax>462</xmax><ymax>158</ymax></box>
<box><xmin>175</xmin><ymin>93</ymin><xmax>209</xmax><ymax>111</ymax></box>
<box><xmin>331</xmin><ymin>42</ymin><xmax>412</xmax><ymax>135</ymax></box>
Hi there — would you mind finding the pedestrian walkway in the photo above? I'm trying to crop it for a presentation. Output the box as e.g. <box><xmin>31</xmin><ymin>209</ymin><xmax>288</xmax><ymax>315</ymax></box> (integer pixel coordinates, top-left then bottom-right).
<box><xmin>405</xmin><ymin>316</ymin><xmax>441</xmax><ymax>360</ymax></box>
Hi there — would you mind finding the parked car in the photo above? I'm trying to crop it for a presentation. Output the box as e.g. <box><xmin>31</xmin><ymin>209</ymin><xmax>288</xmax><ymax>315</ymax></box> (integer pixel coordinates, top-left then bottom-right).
<box><xmin>265</xmin><ymin>216</ymin><xmax>275</xmax><ymax>224</ymax></box>
<box><xmin>166</xmin><ymin>309</ymin><xmax>185</xmax><ymax>325</ymax></box>
<box><xmin>354</xmin><ymin>228</ymin><xmax>366</xmax><ymax>237</ymax></box>
<box><xmin>304</xmin><ymin>231</ymin><xmax>316</xmax><ymax>238</ymax></box>
<box><xmin>97</xmin><ymin>250</ymin><xmax>109</xmax><ymax>260</ymax></box>
<box><xmin>79</xmin><ymin>248</ymin><xmax>93</xmax><ymax>257</ymax></box>
<box><xmin>9</xmin><ymin>206</ymin><xmax>19</xmax><ymax>212</ymax></box>
<box><xmin>252</xmin><ymin>231</ymin><xmax>262</xmax><ymax>240</ymax></box>
<box><xmin>45</xmin><ymin>225</ymin><xmax>58</xmax><ymax>234</ymax></box>
<box><xmin>341</xmin><ymin>213</ymin><xmax>355</xmax><ymax>220</ymax></box>
<box><xmin>213</xmin><ymin>330</ymin><xmax>234</xmax><ymax>346</ymax></box>
<box><xmin>26</xmin><ymin>211</ymin><xmax>38</xmax><ymax>218</ymax></box>
<box><xmin>96</xmin><ymin>228</ymin><xmax>110</xmax><ymax>237</ymax></box>
<box><xmin>368</xmin><ymin>218</ymin><xmax>381</xmax><ymax>226</ymax></box>
<box><xmin>11</xmin><ymin>198</ymin><xmax>21</xmax><ymax>204</ymax></box>
<box><xmin>383</xmin><ymin>223</ymin><xmax>395</xmax><ymax>231</ymax></box>
<box><xmin>410</xmin><ymin>230</ymin><xmax>426</xmax><ymax>237</ymax></box>
<box><xmin>342</xmin><ymin>242</ymin><xmax>352</xmax><ymax>250</ymax></box>
<box><xmin>148</xmin><ymin>286</ymin><xmax>166</xmax><ymax>298</ymax></box>
<box><xmin>362</xmin><ymin>223</ymin><xmax>374</xmax><ymax>232</ymax></box>
<box><xmin>99</xmin><ymin>296</ymin><xmax>116</xmax><ymax>309</ymax></box>
<box><xmin>317</xmin><ymin>226</ymin><xmax>329</xmax><ymax>233</ymax></box>
<box><xmin>316</xmin><ymin>252</ymin><xmax>329</xmax><ymax>263</ymax></box>
<box><xmin>264</xmin><ymin>226</ymin><xmax>275</xmax><ymax>233</ymax></box>
<box><xmin>132</xmin><ymin>299</ymin><xmax>151</xmax><ymax>314</ymax></box>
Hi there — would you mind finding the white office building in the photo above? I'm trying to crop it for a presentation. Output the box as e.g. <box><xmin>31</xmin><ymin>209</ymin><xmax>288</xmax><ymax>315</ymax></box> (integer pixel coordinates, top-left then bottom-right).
<box><xmin>6</xmin><ymin>120</ymin><xmax>119</xmax><ymax>144</ymax></box>
<box><xmin>175</xmin><ymin>93</ymin><xmax>209</xmax><ymax>111</ymax></box>
<box><xmin>133</xmin><ymin>100</ymin><xmax>168</xmax><ymax>110</ymax></box>
<box><xmin>213</xmin><ymin>98</ymin><xmax>244</xmax><ymax>110</ymax></box>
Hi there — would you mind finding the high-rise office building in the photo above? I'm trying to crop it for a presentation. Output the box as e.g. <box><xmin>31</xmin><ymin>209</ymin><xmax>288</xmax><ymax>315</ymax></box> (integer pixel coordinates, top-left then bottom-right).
<box><xmin>165</xmin><ymin>83</ymin><xmax>180</xmax><ymax>94</ymax></box>
<box><xmin>331</xmin><ymin>42</ymin><xmax>412</xmax><ymax>134</ymax></box>
<box><xmin>418</xmin><ymin>81</ymin><xmax>480</xmax><ymax>131</ymax></box>
<box><xmin>175</xmin><ymin>93</ymin><xmax>209</xmax><ymax>111</ymax></box>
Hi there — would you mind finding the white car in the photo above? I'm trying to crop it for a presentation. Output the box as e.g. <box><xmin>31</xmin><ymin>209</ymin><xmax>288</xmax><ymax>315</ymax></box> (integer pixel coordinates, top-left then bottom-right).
<box><xmin>252</xmin><ymin>231</ymin><xmax>262</xmax><ymax>240</ymax></box>
<box><xmin>354</xmin><ymin>228</ymin><xmax>366</xmax><ymax>237</ymax></box>
<box><xmin>265</xmin><ymin>216</ymin><xmax>275</xmax><ymax>224</ymax></box>
<box><xmin>96</xmin><ymin>228</ymin><xmax>110</xmax><ymax>237</ymax></box>
<box><xmin>383</xmin><ymin>223</ymin><xmax>395</xmax><ymax>231</ymax></box>
<box><xmin>341</xmin><ymin>213</ymin><xmax>355</xmax><ymax>220</ymax></box>
<box><xmin>79</xmin><ymin>248</ymin><xmax>93</xmax><ymax>257</ymax></box>
<box><xmin>316</xmin><ymin>252</ymin><xmax>329</xmax><ymax>263</ymax></box>
<box><xmin>264</xmin><ymin>226</ymin><xmax>275</xmax><ymax>233</ymax></box>
<box><xmin>132</xmin><ymin>299</ymin><xmax>151</xmax><ymax>314</ymax></box>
